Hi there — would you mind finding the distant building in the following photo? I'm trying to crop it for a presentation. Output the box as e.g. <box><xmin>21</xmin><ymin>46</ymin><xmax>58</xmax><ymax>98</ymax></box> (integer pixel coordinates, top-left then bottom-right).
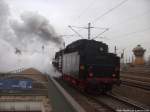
<box><xmin>147</xmin><ymin>55</ymin><xmax>150</xmax><ymax>65</ymax></box>
<box><xmin>132</xmin><ymin>45</ymin><xmax>146</xmax><ymax>65</ymax></box>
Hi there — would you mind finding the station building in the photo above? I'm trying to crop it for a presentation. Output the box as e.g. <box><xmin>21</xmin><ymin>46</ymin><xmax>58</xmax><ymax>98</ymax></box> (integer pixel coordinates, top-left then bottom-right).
<box><xmin>0</xmin><ymin>68</ymin><xmax>51</xmax><ymax>112</ymax></box>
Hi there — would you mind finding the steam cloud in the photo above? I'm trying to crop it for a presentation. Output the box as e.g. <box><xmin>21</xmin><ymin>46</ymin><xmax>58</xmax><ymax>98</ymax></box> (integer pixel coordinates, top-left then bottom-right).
<box><xmin>11</xmin><ymin>12</ymin><xmax>63</xmax><ymax>46</ymax></box>
<box><xmin>0</xmin><ymin>0</ymin><xmax>62</xmax><ymax>75</ymax></box>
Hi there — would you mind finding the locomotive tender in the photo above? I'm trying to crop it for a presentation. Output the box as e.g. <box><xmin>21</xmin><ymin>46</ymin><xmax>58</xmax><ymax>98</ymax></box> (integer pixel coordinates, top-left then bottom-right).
<box><xmin>53</xmin><ymin>39</ymin><xmax>120</xmax><ymax>93</ymax></box>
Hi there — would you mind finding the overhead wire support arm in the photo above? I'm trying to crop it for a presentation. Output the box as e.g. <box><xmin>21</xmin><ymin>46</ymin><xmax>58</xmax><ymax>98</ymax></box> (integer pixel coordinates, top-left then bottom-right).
<box><xmin>68</xmin><ymin>25</ymin><xmax>84</xmax><ymax>39</ymax></box>
<box><xmin>93</xmin><ymin>27</ymin><xmax>109</xmax><ymax>30</ymax></box>
<box><xmin>70</xmin><ymin>26</ymin><xmax>87</xmax><ymax>29</ymax></box>
<box><xmin>92</xmin><ymin>28</ymin><xmax>109</xmax><ymax>40</ymax></box>
<box><xmin>68</xmin><ymin>23</ymin><xmax>109</xmax><ymax>40</ymax></box>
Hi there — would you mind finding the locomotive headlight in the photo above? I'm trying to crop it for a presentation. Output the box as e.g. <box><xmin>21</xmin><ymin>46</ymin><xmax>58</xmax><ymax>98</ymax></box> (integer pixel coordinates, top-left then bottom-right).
<box><xmin>112</xmin><ymin>74</ymin><xmax>116</xmax><ymax>77</ymax></box>
<box><xmin>89</xmin><ymin>73</ymin><xmax>93</xmax><ymax>77</ymax></box>
<box><xmin>99</xmin><ymin>47</ymin><xmax>104</xmax><ymax>51</ymax></box>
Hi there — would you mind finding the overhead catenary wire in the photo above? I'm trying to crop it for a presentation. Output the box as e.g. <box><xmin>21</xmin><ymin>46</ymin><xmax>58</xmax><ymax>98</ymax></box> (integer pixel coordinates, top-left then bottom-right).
<box><xmin>92</xmin><ymin>0</ymin><xmax>128</xmax><ymax>24</ymax></box>
<box><xmin>69</xmin><ymin>0</ymin><xmax>149</xmax><ymax>41</ymax></box>
<box><xmin>108</xmin><ymin>9</ymin><xmax>150</xmax><ymax>29</ymax></box>
<box><xmin>70</xmin><ymin>26</ymin><xmax>88</xmax><ymax>29</ymax></box>
<box><xmin>68</xmin><ymin>25</ymin><xmax>85</xmax><ymax>39</ymax></box>
<box><xmin>93</xmin><ymin>28</ymin><xmax>109</xmax><ymax>39</ymax></box>
<box><xmin>70</xmin><ymin>0</ymin><xmax>131</xmax><ymax>41</ymax></box>
<box><xmin>111</xmin><ymin>27</ymin><xmax>150</xmax><ymax>40</ymax></box>
<box><xmin>71</xmin><ymin>25</ymin><xmax>109</xmax><ymax>30</ymax></box>
<box><xmin>75</xmin><ymin>0</ymin><xmax>97</xmax><ymax>23</ymax></box>
<box><xmin>68</xmin><ymin>23</ymin><xmax>109</xmax><ymax>40</ymax></box>
<box><xmin>94</xmin><ymin>10</ymin><xmax>150</xmax><ymax>41</ymax></box>
<box><xmin>70</xmin><ymin>0</ymin><xmax>150</xmax><ymax>42</ymax></box>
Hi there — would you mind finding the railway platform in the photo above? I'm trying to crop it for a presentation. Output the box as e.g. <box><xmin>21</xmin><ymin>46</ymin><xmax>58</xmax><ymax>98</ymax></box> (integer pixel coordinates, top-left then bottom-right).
<box><xmin>0</xmin><ymin>68</ymin><xmax>85</xmax><ymax>112</ymax></box>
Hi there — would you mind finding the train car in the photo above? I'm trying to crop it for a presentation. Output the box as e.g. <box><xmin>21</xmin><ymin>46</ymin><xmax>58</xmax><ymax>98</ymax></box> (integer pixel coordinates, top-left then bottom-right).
<box><xmin>52</xmin><ymin>50</ymin><xmax>64</xmax><ymax>71</ymax></box>
<box><xmin>53</xmin><ymin>39</ymin><xmax>120</xmax><ymax>93</ymax></box>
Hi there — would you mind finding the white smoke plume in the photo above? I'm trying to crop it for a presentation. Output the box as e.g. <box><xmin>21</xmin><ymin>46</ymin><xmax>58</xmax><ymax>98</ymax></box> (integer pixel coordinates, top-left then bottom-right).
<box><xmin>0</xmin><ymin>0</ymin><xmax>62</xmax><ymax>76</ymax></box>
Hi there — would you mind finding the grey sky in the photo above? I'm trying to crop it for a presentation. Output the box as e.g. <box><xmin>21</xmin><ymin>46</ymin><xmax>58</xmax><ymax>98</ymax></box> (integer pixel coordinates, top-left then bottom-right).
<box><xmin>6</xmin><ymin>0</ymin><xmax>150</xmax><ymax>54</ymax></box>
<box><xmin>1</xmin><ymin>0</ymin><xmax>150</xmax><ymax>72</ymax></box>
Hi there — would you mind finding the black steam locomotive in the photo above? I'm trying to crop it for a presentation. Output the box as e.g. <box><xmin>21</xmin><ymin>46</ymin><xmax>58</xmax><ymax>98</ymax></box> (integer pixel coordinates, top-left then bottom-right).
<box><xmin>52</xmin><ymin>39</ymin><xmax>120</xmax><ymax>93</ymax></box>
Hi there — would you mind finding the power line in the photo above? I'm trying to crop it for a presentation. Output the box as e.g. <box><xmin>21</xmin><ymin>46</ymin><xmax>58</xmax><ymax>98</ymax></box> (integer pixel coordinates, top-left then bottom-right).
<box><xmin>94</xmin><ymin>10</ymin><xmax>150</xmax><ymax>39</ymax></box>
<box><xmin>108</xmin><ymin>9</ymin><xmax>150</xmax><ymax>31</ymax></box>
<box><xmin>68</xmin><ymin>25</ymin><xmax>85</xmax><ymax>39</ymax></box>
<box><xmin>68</xmin><ymin>23</ymin><xmax>109</xmax><ymax>40</ymax></box>
<box><xmin>70</xmin><ymin>26</ymin><xmax>87</xmax><ymax>29</ymax></box>
<box><xmin>75</xmin><ymin>0</ymin><xmax>97</xmax><ymax>23</ymax></box>
<box><xmin>93</xmin><ymin>27</ymin><xmax>110</xmax><ymax>30</ymax></box>
<box><xmin>93</xmin><ymin>0</ymin><xmax>128</xmax><ymax>24</ymax></box>
<box><xmin>68</xmin><ymin>23</ymin><xmax>94</xmax><ymax>39</ymax></box>
<box><xmin>93</xmin><ymin>28</ymin><xmax>109</xmax><ymax>40</ymax></box>
<box><xmin>111</xmin><ymin>27</ymin><xmax>150</xmax><ymax>40</ymax></box>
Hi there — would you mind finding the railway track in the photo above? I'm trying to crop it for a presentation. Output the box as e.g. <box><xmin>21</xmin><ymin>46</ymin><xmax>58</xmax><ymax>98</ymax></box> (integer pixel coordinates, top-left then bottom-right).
<box><xmin>121</xmin><ymin>74</ymin><xmax>150</xmax><ymax>83</ymax></box>
<box><xmin>121</xmin><ymin>71</ymin><xmax>150</xmax><ymax>76</ymax></box>
<box><xmin>85</xmin><ymin>93</ymin><xmax>149</xmax><ymax>112</ymax></box>
<box><xmin>120</xmin><ymin>72</ymin><xmax>150</xmax><ymax>91</ymax></box>
<box><xmin>121</xmin><ymin>78</ymin><xmax>150</xmax><ymax>91</ymax></box>
<box><xmin>83</xmin><ymin>94</ymin><xmax>115</xmax><ymax>112</ymax></box>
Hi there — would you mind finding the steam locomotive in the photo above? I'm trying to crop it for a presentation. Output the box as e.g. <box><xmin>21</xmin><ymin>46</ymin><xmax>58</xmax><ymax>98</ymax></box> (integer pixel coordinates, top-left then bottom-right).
<box><xmin>52</xmin><ymin>39</ymin><xmax>120</xmax><ymax>93</ymax></box>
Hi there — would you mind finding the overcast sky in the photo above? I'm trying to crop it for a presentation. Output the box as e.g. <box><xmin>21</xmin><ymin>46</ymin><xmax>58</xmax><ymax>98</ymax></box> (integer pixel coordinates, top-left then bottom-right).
<box><xmin>0</xmin><ymin>0</ymin><xmax>150</xmax><ymax>72</ymax></box>
<box><xmin>6</xmin><ymin>0</ymin><xmax>150</xmax><ymax>54</ymax></box>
